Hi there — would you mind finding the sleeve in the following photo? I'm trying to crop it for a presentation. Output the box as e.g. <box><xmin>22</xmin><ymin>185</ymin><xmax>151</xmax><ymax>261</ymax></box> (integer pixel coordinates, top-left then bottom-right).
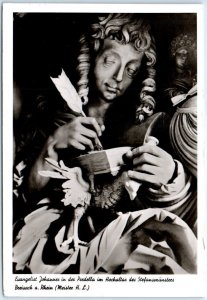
<box><xmin>136</xmin><ymin>160</ymin><xmax>197</xmax><ymax>232</ymax></box>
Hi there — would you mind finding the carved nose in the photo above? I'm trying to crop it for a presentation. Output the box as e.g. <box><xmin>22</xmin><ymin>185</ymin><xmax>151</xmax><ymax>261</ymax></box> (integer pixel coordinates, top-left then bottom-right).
<box><xmin>114</xmin><ymin>66</ymin><xmax>124</xmax><ymax>82</ymax></box>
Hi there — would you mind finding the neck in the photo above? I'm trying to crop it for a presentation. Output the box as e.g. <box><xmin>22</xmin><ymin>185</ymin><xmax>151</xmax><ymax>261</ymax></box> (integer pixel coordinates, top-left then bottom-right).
<box><xmin>85</xmin><ymin>97</ymin><xmax>112</xmax><ymax>125</ymax></box>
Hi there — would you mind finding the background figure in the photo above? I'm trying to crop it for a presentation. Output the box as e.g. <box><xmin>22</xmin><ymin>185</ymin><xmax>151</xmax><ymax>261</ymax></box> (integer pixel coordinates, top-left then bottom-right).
<box><xmin>164</xmin><ymin>31</ymin><xmax>197</xmax><ymax>177</ymax></box>
<box><xmin>13</xmin><ymin>13</ymin><xmax>197</xmax><ymax>274</ymax></box>
<box><xmin>163</xmin><ymin>32</ymin><xmax>197</xmax><ymax>115</ymax></box>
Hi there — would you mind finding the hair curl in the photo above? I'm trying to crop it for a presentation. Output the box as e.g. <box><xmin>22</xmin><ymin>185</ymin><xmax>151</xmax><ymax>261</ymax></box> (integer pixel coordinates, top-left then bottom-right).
<box><xmin>77</xmin><ymin>13</ymin><xmax>156</xmax><ymax>123</ymax></box>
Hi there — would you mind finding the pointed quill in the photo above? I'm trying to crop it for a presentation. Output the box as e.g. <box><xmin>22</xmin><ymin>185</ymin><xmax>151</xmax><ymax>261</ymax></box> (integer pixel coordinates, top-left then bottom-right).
<box><xmin>50</xmin><ymin>69</ymin><xmax>86</xmax><ymax>116</ymax></box>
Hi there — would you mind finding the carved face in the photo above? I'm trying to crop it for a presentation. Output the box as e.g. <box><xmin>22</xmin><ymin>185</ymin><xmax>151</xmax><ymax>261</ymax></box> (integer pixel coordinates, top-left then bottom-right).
<box><xmin>94</xmin><ymin>39</ymin><xmax>144</xmax><ymax>102</ymax></box>
<box><xmin>175</xmin><ymin>48</ymin><xmax>188</xmax><ymax>70</ymax></box>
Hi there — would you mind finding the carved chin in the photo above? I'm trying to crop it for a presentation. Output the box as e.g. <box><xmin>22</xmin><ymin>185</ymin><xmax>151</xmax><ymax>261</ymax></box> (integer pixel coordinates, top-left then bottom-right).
<box><xmin>103</xmin><ymin>91</ymin><xmax>118</xmax><ymax>101</ymax></box>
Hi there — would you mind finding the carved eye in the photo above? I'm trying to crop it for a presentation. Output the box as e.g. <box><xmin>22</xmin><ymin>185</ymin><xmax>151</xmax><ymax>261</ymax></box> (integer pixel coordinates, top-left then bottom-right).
<box><xmin>127</xmin><ymin>67</ymin><xmax>138</xmax><ymax>78</ymax></box>
<box><xmin>104</xmin><ymin>56</ymin><xmax>116</xmax><ymax>66</ymax></box>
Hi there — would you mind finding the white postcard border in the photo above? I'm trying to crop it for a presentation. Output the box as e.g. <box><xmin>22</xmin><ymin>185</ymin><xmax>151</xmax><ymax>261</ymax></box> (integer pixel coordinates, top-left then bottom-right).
<box><xmin>2</xmin><ymin>3</ymin><xmax>206</xmax><ymax>297</ymax></box>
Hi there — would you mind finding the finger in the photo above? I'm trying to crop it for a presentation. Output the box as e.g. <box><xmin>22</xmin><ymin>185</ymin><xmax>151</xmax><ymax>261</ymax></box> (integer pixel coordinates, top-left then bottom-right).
<box><xmin>80</xmin><ymin>121</ymin><xmax>103</xmax><ymax>149</ymax></box>
<box><xmin>81</xmin><ymin>117</ymin><xmax>102</xmax><ymax>137</ymax></box>
<box><xmin>80</xmin><ymin>125</ymin><xmax>98</xmax><ymax>140</ymax></box>
<box><xmin>55</xmin><ymin>142</ymin><xmax>68</xmax><ymax>149</ymax></box>
<box><xmin>133</xmin><ymin>153</ymin><xmax>161</xmax><ymax>167</ymax></box>
<box><xmin>125</xmin><ymin>149</ymin><xmax>133</xmax><ymax>159</ymax></box>
<box><xmin>76</xmin><ymin>134</ymin><xmax>94</xmax><ymax>150</ymax></box>
<box><xmin>70</xmin><ymin>139</ymin><xmax>87</xmax><ymax>151</ymax></box>
<box><xmin>79</xmin><ymin>124</ymin><xmax>102</xmax><ymax>148</ymax></box>
<box><xmin>133</xmin><ymin>164</ymin><xmax>161</xmax><ymax>177</ymax></box>
<box><xmin>127</xmin><ymin>170</ymin><xmax>158</xmax><ymax>185</ymax></box>
<box><xmin>132</xmin><ymin>144</ymin><xmax>166</xmax><ymax>158</ymax></box>
<box><xmin>133</xmin><ymin>164</ymin><xmax>163</xmax><ymax>180</ymax></box>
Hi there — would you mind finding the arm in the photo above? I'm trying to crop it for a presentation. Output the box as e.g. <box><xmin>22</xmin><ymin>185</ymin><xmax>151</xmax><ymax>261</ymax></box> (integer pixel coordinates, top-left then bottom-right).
<box><xmin>125</xmin><ymin>144</ymin><xmax>196</xmax><ymax>229</ymax></box>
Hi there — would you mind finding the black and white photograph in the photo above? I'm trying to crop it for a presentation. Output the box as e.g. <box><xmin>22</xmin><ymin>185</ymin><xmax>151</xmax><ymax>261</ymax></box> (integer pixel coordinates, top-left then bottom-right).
<box><xmin>2</xmin><ymin>3</ymin><xmax>206</xmax><ymax>297</ymax></box>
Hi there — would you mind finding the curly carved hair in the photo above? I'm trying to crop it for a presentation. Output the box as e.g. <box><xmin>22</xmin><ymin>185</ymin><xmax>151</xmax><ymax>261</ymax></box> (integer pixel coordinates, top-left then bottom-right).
<box><xmin>77</xmin><ymin>13</ymin><xmax>156</xmax><ymax>123</ymax></box>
